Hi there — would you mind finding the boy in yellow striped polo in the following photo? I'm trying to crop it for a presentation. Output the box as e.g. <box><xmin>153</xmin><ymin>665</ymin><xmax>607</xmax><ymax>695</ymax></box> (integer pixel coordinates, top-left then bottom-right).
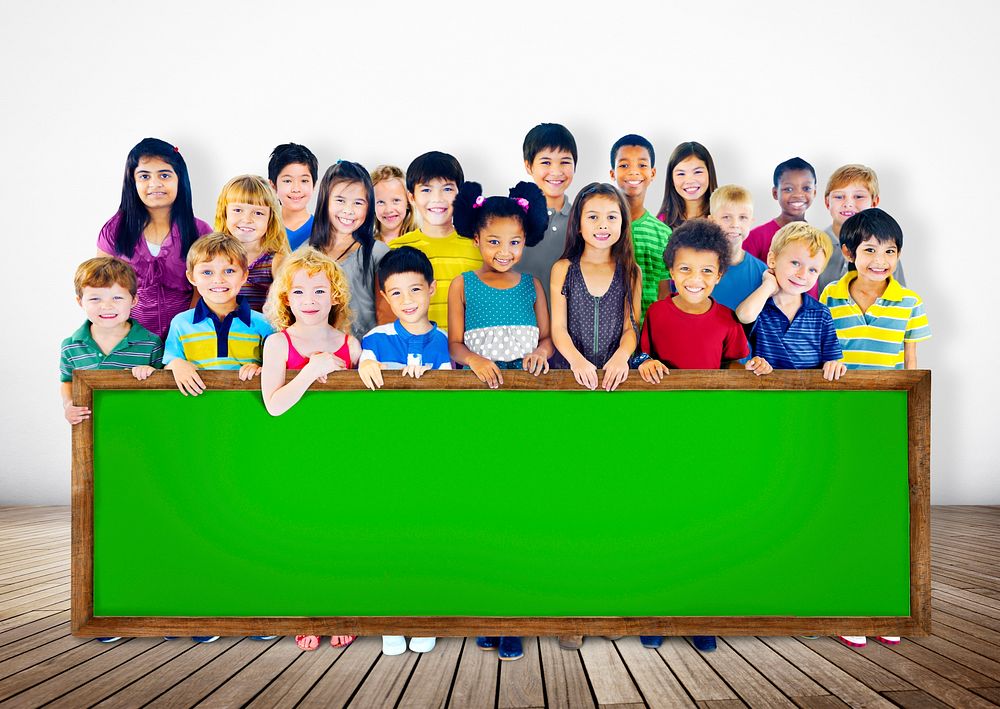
<box><xmin>820</xmin><ymin>209</ymin><xmax>930</xmax><ymax>371</ymax></box>
<box><xmin>163</xmin><ymin>232</ymin><xmax>274</xmax><ymax>395</ymax></box>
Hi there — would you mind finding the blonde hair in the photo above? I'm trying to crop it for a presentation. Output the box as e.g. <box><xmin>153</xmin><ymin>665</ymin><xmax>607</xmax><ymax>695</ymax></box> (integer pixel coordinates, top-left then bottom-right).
<box><xmin>370</xmin><ymin>165</ymin><xmax>417</xmax><ymax>240</ymax></box>
<box><xmin>709</xmin><ymin>184</ymin><xmax>753</xmax><ymax>214</ymax></box>
<box><xmin>825</xmin><ymin>164</ymin><xmax>880</xmax><ymax>200</ymax></box>
<box><xmin>186</xmin><ymin>232</ymin><xmax>249</xmax><ymax>273</ymax></box>
<box><xmin>263</xmin><ymin>247</ymin><xmax>352</xmax><ymax>331</ymax></box>
<box><xmin>769</xmin><ymin>222</ymin><xmax>833</xmax><ymax>267</ymax></box>
<box><xmin>214</xmin><ymin>175</ymin><xmax>291</xmax><ymax>257</ymax></box>
<box><xmin>74</xmin><ymin>257</ymin><xmax>137</xmax><ymax>298</ymax></box>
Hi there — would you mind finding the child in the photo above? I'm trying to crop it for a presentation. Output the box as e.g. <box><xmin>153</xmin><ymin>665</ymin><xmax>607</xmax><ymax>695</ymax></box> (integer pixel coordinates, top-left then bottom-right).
<box><xmin>818</xmin><ymin>164</ymin><xmax>907</xmax><ymax>296</ymax></box>
<box><xmin>520</xmin><ymin>123</ymin><xmax>577</xmax><ymax>302</ymax></box>
<box><xmin>610</xmin><ymin>134</ymin><xmax>672</xmax><ymax>318</ymax></box>
<box><xmin>708</xmin><ymin>185</ymin><xmax>768</xmax><ymax>311</ymax></box>
<box><xmin>308</xmin><ymin>161</ymin><xmax>390</xmax><ymax>340</ymax></box>
<box><xmin>215</xmin><ymin>175</ymin><xmax>290</xmax><ymax>312</ymax></box>
<box><xmin>390</xmin><ymin>151</ymin><xmax>482</xmax><ymax>326</ymax></box>
<box><xmin>162</xmin><ymin>233</ymin><xmax>274</xmax><ymax>396</ymax></box>
<box><xmin>656</xmin><ymin>142</ymin><xmax>718</xmax><ymax>230</ymax></box>
<box><xmin>734</xmin><ymin>223</ymin><xmax>846</xmax><ymax>380</ymax></box>
<box><xmin>61</xmin><ymin>257</ymin><xmax>162</xmax><ymax>423</ymax></box>
<box><xmin>821</xmin><ymin>208</ymin><xmax>930</xmax><ymax>373</ymax></box>
<box><xmin>268</xmin><ymin>142</ymin><xmax>318</xmax><ymax>250</ymax></box>
<box><xmin>371</xmin><ymin>165</ymin><xmax>417</xmax><ymax>244</ymax></box>
<box><xmin>97</xmin><ymin>138</ymin><xmax>213</xmax><ymax>339</ymax></box>
<box><xmin>447</xmin><ymin>181</ymin><xmax>553</xmax><ymax>395</ymax></box>
<box><xmin>743</xmin><ymin>157</ymin><xmax>817</xmax><ymax>263</ymax></box>
<box><xmin>358</xmin><ymin>246</ymin><xmax>452</xmax><ymax>391</ymax></box>
<box><xmin>551</xmin><ymin>183</ymin><xmax>642</xmax><ymax>395</ymax></box>
<box><xmin>261</xmin><ymin>248</ymin><xmax>360</xmax><ymax>415</ymax></box>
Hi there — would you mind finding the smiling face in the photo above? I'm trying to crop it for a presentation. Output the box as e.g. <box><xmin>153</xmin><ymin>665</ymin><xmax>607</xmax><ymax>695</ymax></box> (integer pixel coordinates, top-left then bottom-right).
<box><xmin>774</xmin><ymin>169</ymin><xmax>816</xmax><ymax>221</ymax></box>
<box><xmin>826</xmin><ymin>181</ymin><xmax>879</xmax><ymax>230</ymax></box>
<box><xmin>710</xmin><ymin>201</ymin><xmax>754</xmax><ymax>257</ymax></box>
<box><xmin>768</xmin><ymin>241</ymin><xmax>827</xmax><ymax>295</ymax></box>
<box><xmin>672</xmin><ymin>156</ymin><xmax>710</xmax><ymax>204</ymax></box>
<box><xmin>612</xmin><ymin>145</ymin><xmax>656</xmax><ymax>201</ymax></box>
<box><xmin>225</xmin><ymin>202</ymin><xmax>270</xmax><ymax>248</ymax></box>
<box><xmin>134</xmin><ymin>156</ymin><xmax>178</xmax><ymax>210</ymax></box>
<box><xmin>287</xmin><ymin>268</ymin><xmax>334</xmax><ymax>326</ymax></box>
<box><xmin>381</xmin><ymin>271</ymin><xmax>435</xmax><ymax>325</ymax></box>
<box><xmin>669</xmin><ymin>246</ymin><xmax>722</xmax><ymax>312</ymax></box>
<box><xmin>78</xmin><ymin>284</ymin><xmax>137</xmax><ymax>330</ymax></box>
<box><xmin>410</xmin><ymin>177</ymin><xmax>458</xmax><ymax>228</ymax></box>
<box><xmin>326</xmin><ymin>181</ymin><xmax>369</xmax><ymax>237</ymax></box>
<box><xmin>374</xmin><ymin>178</ymin><xmax>409</xmax><ymax>237</ymax></box>
<box><xmin>846</xmin><ymin>235</ymin><xmax>900</xmax><ymax>284</ymax></box>
<box><xmin>474</xmin><ymin>216</ymin><xmax>526</xmax><ymax>273</ymax></box>
<box><xmin>579</xmin><ymin>195</ymin><xmax>623</xmax><ymax>252</ymax></box>
<box><xmin>187</xmin><ymin>256</ymin><xmax>248</xmax><ymax>309</ymax></box>
<box><xmin>273</xmin><ymin>162</ymin><xmax>314</xmax><ymax>215</ymax></box>
<box><xmin>525</xmin><ymin>149</ymin><xmax>575</xmax><ymax>203</ymax></box>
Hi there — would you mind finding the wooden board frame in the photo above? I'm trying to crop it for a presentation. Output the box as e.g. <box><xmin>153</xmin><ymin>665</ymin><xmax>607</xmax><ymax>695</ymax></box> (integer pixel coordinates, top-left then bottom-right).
<box><xmin>71</xmin><ymin>368</ymin><xmax>931</xmax><ymax>637</ymax></box>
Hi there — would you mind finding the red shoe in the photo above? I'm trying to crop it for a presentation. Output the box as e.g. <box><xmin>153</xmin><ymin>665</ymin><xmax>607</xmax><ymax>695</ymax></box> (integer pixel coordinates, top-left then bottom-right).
<box><xmin>875</xmin><ymin>636</ymin><xmax>900</xmax><ymax>645</ymax></box>
<box><xmin>837</xmin><ymin>636</ymin><xmax>867</xmax><ymax>647</ymax></box>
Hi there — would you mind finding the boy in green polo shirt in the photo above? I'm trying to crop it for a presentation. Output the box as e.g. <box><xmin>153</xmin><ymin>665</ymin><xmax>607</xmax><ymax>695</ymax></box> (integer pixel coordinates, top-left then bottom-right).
<box><xmin>61</xmin><ymin>257</ymin><xmax>163</xmax><ymax>426</ymax></box>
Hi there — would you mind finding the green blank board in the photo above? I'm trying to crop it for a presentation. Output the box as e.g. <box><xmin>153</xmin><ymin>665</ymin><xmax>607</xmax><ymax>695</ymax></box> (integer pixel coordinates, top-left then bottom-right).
<box><xmin>92</xmin><ymin>389</ymin><xmax>910</xmax><ymax>617</ymax></box>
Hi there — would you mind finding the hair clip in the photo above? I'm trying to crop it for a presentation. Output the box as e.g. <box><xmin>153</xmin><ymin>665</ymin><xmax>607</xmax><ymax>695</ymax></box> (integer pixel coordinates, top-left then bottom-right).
<box><xmin>473</xmin><ymin>195</ymin><xmax>486</xmax><ymax>208</ymax></box>
<box><xmin>514</xmin><ymin>197</ymin><xmax>530</xmax><ymax>213</ymax></box>
<box><xmin>173</xmin><ymin>146</ymin><xmax>180</xmax><ymax>153</ymax></box>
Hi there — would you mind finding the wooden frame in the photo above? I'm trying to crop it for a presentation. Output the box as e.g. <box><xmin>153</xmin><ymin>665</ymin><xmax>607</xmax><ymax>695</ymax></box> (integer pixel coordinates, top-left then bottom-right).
<box><xmin>72</xmin><ymin>368</ymin><xmax>931</xmax><ymax>637</ymax></box>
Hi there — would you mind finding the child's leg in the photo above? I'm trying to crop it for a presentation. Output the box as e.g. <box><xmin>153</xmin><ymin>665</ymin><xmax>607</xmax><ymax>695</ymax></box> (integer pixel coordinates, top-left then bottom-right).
<box><xmin>296</xmin><ymin>635</ymin><xmax>321</xmax><ymax>651</ymax></box>
<box><xmin>330</xmin><ymin>635</ymin><xmax>356</xmax><ymax>648</ymax></box>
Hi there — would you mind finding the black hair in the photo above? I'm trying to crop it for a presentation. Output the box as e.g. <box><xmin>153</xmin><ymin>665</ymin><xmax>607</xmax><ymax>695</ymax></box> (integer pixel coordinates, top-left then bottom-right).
<box><xmin>522</xmin><ymin>123</ymin><xmax>578</xmax><ymax>164</ymax></box>
<box><xmin>111</xmin><ymin>137</ymin><xmax>199</xmax><ymax>259</ymax></box>
<box><xmin>610</xmin><ymin>134</ymin><xmax>656</xmax><ymax>168</ymax></box>
<box><xmin>377</xmin><ymin>245</ymin><xmax>434</xmax><ymax>288</ymax></box>
<box><xmin>453</xmin><ymin>181</ymin><xmax>548</xmax><ymax>247</ymax></box>
<box><xmin>656</xmin><ymin>141</ymin><xmax>719</xmax><ymax>230</ymax></box>
<box><xmin>840</xmin><ymin>208</ymin><xmax>903</xmax><ymax>268</ymax></box>
<box><xmin>404</xmin><ymin>151</ymin><xmax>464</xmax><ymax>194</ymax></box>
<box><xmin>562</xmin><ymin>183</ymin><xmax>640</xmax><ymax>300</ymax></box>
<box><xmin>309</xmin><ymin>161</ymin><xmax>378</xmax><ymax>286</ymax></box>
<box><xmin>268</xmin><ymin>142</ymin><xmax>319</xmax><ymax>184</ymax></box>
<box><xmin>662</xmin><ymin>218</ymin><xmax>731</xmax><ymax>275</ymax></box>
<box><xmin>772</xmin><ymin>157</ymin><xmax>817</xmax><ymax>188</ymax></box>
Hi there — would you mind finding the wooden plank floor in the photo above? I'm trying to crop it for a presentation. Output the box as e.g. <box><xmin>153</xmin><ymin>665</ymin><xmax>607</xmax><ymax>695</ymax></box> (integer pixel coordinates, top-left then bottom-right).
<box><xmin>1</xmin><ymin>506</ymin><xmax>998</xmax><ymax>708</ymax></box>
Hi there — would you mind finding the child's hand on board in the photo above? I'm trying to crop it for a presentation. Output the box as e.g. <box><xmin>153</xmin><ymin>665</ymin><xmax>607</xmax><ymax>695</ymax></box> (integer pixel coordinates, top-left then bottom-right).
<box><xmin>638</xmin><ymin>358</ymin><xmax>669</xmax><ymax>384</ymax></box>
<box><xmin>569</xmin><ymin>356</ymin><xmax>598</xmax><ymax>391</ymax></box>
<box><xmin>167</xmin><ymin>359</ymin><xmax>205</xmax><ymax>396</ymax></box>
<box><xmin>64</xmin><ymin>402</ymin><xmax>91</xmax><ymax>425</ymax></box>
<box><xmin>131</xmin><ymin>365</ymin><xmax>155</xmax><ymax>381</ymax></box>
<box><xmin>401</xmin><ymin>363</ymin><xmax>432</xmax><ymax>379</ymax></box>
<box><xmin>823</xmin><ymin>360</ymin><xmax>847</xmax><ymax>381</ymax></box>
<box><xmin>602</xmin><ymin>352</ymin><xmax>630</xmax><ymax>392</ymax></box>
<box><xmin>521</xmin><ymin>350</ymin><xmax>549</xmax><ymax>376</ymax></box>
<box><xmin>238</xmin><ymin>363</ymin><xmax>262</xmax><ymax>381</ymax></box>
<box><xmin>358</xmin><ymin>359</ymin><xmax>384</xmax><ymax>390</ymax></box>
<box><xmin>305</xmin><ymin>352</ymin><xmax>344</xmax><ymax>382</ymax></box>
<box><xmin>745</xmin><ymin>356</ymin><xmax>773</xmax><ymax>376</ymax></box>
<box><xmin>468</xmin><ymin>354</ymin><xmax>503</xmax><ymax>389</ymax></box>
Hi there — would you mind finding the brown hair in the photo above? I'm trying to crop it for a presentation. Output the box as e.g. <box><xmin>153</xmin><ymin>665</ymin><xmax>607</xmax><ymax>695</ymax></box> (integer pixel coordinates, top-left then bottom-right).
<box><xmin>74</xmin><ymin>257</ymin><xmax>138</xmax><ymax>298</ymax></box>
<box><xmin>825</xmin><ymin>164</ymin><xmax>880</xmax><ymax>200</ymax></box>
<box><xmin>185</xmin><ymin>232</ymin><xmax>249</xmax><ymax>273</ymax></box>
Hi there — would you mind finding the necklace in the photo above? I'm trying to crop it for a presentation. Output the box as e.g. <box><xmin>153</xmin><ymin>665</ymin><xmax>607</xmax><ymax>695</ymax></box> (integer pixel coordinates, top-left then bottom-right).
<box><xmin>333</xmin><ymin>239</ymin><xmax>359</xmax><ymax>262</ymax></box>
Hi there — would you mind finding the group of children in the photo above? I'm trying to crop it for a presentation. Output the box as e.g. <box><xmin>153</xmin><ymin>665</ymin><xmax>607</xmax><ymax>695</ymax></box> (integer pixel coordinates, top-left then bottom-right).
<box><xmin>62</xmin><ymin>126</ymin><xmax>931</xmax><ymax>656</ymax></box>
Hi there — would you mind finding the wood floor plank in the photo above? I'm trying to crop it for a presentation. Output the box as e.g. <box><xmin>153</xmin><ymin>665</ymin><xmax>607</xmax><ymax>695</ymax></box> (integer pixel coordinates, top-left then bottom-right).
<box><xmin>697</xmin><ymin>638</ymin><xmax>796</xmax><ymax>708</ymax></box>
<box><xmin>695</xmin><ymin>698</ymin><xmax>747</xmax><ymax>708</ymax></box>
<box><xmin>0</xmin><ymin>584</ymin><xmax>70</xmax><ymax>613</ymax></box>
<box><xmin>449</xmin><ymin>637</ymin><xmax>498</xmax><ymax>709</ymax></box>
<box><xmin>0</xmin><ymin>611</ymin><xmax>66</xmax><ymax>645</ymax></box>
<box><xmin>579</xmin><ymin>637</ymin><xmax>644</xmax><ymax>708</ymax></box>
<box><xmin>903</xmin><ymin>633</ymin><xmax>1000</xmax><ymax>683</ymax></box>
<box><xmin>657</xmin><ymin>637</ymin><xmax>738</xmax><ymax>702</ymax></box>
<box><xmin>972</xmin><ymin>686</ymin><xmax>1000</xmax><ymax>704</ymax></box>
<box><xmin>538</xmin><ymin>636</ymin><xmax>595</xmax><ymax>709</ymax></box>
<box><xmin>798</xmin><ymin>638</ymin><xmax>912</xmax><ymax>692</ymax></box>
<box><xmin>499</xmin><ymin>636</ymin><xmax>545</xmax><ymax>709</ymax></box>
<box><xmin>614</xmin><ymin>636</ymin><xmax>695</xmax><ymax>708</ymax></box>
<box><xmin>196</xmin><ymin>637</ymin><xmax>303</xmax><ymax>708</ymax></box>
<box><xmin>397</xmin><ymin>636</ymin><xmax>463</xmax><ymax>709</ymax></box>
<box><xmin>0</xmin><ymin>591</ymin><xmax>71</xmax><ymax>621</ymax></box>
<box><xmin>346</xmin><ymin>646</ymin><xmax>419</xmax><ymax>708</ymax></box>
<box><xmin>926</xmin><ymin>620</ymin><xmax>1000</xmax><ymax>662</ymax></box>
<box><xmin>296</xmin><ymin>636</ymin><xmax>381</xmax><ymax>708</ymax></box>
<box><xmin>244</xmin><ymin>644</ymin><xmax>344</xmax><ymax>709</ymax></box>
<box><xmin>724</xmin><ymin>636</ymin><xmax>826</xmax><ymax>699</ymax></box>
<box><xmin>794</xmin><ymin>696</ymin><xmax>850</xmax><ymax>708</ymax></box>
<box><xmin>932</xmin><ymin>608</ymin><xmax>1000</xmax><ymax>647</ymax></box>
<box><xmin>883</xmin><ymin>638</ymin><xmax>998</xmax><ymax>688</ymax></box>
<box><xmin>0</xmin><ymin>624</ymin><xmax>82</xmax><ymax>671</ymax></box>
<box><xmin>880</xmin><ymin>690</ymin><xmax>951</xmax><ymax>708</ymax></box>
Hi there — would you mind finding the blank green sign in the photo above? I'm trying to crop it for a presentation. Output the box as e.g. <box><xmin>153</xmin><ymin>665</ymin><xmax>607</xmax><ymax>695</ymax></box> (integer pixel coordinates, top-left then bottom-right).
<box><xmin>92</xmin><ymin>389</ymin><xmax>910</xmax><ymax>617</ymax></box>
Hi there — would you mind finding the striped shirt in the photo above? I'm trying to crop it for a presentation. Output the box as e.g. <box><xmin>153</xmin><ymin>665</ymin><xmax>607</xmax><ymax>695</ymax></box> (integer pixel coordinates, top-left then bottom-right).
<box><xmin>59</xmin><ymin>321</ymin><xmax>163</xmax><ymax>382</ymax></box>
<box><xmin>240</xmin><ymin>251</ymin><xmax>276</xmax><ymax>312</ymax></box>
<box><xmin>163</xmin><ymin>297</ymin><xmax>274</xmax><ymax>369</ymax></box>
<box><xmin>631</xmin><ymin>211</ymin><xmax>672</xmax><ymax>318</ymax></box>
<box><xmin>820</xmin><ymin>272</ymin><xmax>931</xmax><ymax>370</ymax></box>
<box><xmin>749</xmin><ymin>295</ymin><xmax>842</xmax><ymax>370</ymax></box>
<box><xmin>360</xmin><ymin>320</ymin><xmax>452</xmax><ymax>370</ymax></box>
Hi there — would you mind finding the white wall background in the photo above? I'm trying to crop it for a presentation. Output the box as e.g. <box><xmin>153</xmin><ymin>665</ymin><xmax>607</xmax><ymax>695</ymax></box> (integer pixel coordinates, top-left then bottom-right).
<box><xmin>1</xmin><ymin>1</ymin><xmax>997</xmax><ymax>504</ymax></box>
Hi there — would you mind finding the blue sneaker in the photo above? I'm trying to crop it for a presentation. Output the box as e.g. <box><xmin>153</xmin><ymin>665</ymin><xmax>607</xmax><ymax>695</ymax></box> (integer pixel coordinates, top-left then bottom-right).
<box><xmin>192</xmin><ymin>636</ymin><xmax>220</xmax><ymax>643</ymax></box>
<box><xmin>692</xmin><ymin>636</ymin><xmax>717</xmax><ymax>652</ymax></box>
<box><xmin>476</xmin><ymin>636</ymin><xmax>499</xmax><ymax>650</ymax></box>
<box><xmin>250</xmin><ymin>636</ymin><xmax>278</xmax><ymax>640</ymax></box>
<box><xmin>640</xmin><ymin>635</ymin><xmax>663</xmax><ymax>649</ymax></box>
<box><xmin>97</xmin><ymin>637</ymin><xmax>121</xmax><ymax>643</ymax></box>
<box><xmin>498</xmin><ymin>636</ymin><xmax>523</xmax><ymax>661</ymax></box>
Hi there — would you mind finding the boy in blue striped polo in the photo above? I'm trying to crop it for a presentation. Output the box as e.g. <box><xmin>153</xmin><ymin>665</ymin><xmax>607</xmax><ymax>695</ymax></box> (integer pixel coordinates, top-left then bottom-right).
<box><xmin>735</xmin><ymin>222</ymin><xmax>847</xmax><ymax>380</ymax></box>
<box><xmin>163</xmin><ymin>232</ymin><xmax>273</xmax><ymax>396</ymax></box>
<box><xmin>61</xmin><ymin>257</ymin><xmax>163</xmax><ymax>427</ymax></box>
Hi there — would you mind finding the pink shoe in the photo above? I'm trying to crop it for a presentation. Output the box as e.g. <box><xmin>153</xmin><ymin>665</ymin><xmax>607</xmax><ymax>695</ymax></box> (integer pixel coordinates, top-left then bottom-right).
<box><xmin>875</xmin><ymin>636</ymin><xmax>901</xmax><ymax>645</ymax></box>
<box><xmin>331</xmin><ymin>635</ymin><xmax>356</xmax><ymax>648</ymax></box>
<box><xmin>837</xmin><ymin>636</ymin><xmax>867</xmax><ymax>647</ymax></box>
<box><xmin>296</xmin><ymin>635</ymin><xmax>320</xmax><ymax>651</ymax></box>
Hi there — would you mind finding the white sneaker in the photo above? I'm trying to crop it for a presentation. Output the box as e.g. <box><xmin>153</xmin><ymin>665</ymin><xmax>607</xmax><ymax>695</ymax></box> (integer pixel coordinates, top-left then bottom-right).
<box><xmin>409</xmin><ymin>637</ymin><xmax>436</xmax><ymax>653</ymax></box>
<box><xmin>876</xmin><ymin>636</ymin><xmax>901</xmax><ymax>645</ymax></box>
<box><xmin>837</xmin><ymin>636</ymin><xmax>867</xmax><ymax>647</ymax></box>
<box><xmin>382</xmin><ymin>635</ymin><xmax>407</xmax><ymax>655</ymax></box>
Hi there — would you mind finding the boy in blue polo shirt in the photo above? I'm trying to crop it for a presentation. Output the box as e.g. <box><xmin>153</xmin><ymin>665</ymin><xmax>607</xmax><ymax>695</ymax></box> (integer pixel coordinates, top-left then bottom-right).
<box><xmin>164</xmin><ymin>232</ymin><xmax>274</xmax><ymax>396</ymax></box>
<box><xmin>735</xmin><ymin>222</ymin><xmax>846</xmax><ymax>380</ymax></box>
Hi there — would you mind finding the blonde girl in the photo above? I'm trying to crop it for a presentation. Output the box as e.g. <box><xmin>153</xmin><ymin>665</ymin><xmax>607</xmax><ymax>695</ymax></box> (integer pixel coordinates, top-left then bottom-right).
<box><xmin>371</xmin><ymin>164</ymin><xmax>417</xmax><ymax>244</ymax></box>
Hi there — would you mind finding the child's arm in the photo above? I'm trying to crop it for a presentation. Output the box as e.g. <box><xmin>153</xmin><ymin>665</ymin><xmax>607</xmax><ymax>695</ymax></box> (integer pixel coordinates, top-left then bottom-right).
<box><xmin>162</xmin><ymin>319</ymin><xmax>205</xmax><ymax>395</ymax></box>
<box><xmin>904</xmin><ymin>341</ymin><xmax>918</xmax><ymax>369</ymax></box>
<box><xmin>735</xmin><ymin>269</ymin><xmax>779</xmax><ymax>324</ymax></box>
<box><xmin>636</xmin><ymin>307</ymin><xmax>669</xmax><ymax>384</ymax></box>
<box><xmin>733</xmin><ymin>356</ymin><xmax>773</xmax><ymax>376</ymax></box>
<box><xmin>550</xmin><ymin>260</ymin><xmax>598</xmax><ymax>390</ymax></box>
<box><xmin>601</xmin><ymin>271</ymin><xmax>643</xmax><ymax>392</ymax></box>
<box><xmin>132</xmin><ymin>338</ymin><xmax>165</xmax><ymax>381</ymax></box>
<box><xmin>522</xmin><ymin>277</ymin><xmax>554</xmax><ymax>376</ymax></box>
<box><xmin>260</xmin><ymin>333</ymin><xmax>341</xmax><ymax>415</ymax></box>
<box><xmin>61</xmin><ymin>381</ymin><xmax>90</xmax><ymax>424</ymax></box>
<box><xmin>448</xmin><ymin>274</ymin><xmax>503</xmax><ymax>389</ymax></box>
<box><xmin>819</xmin><ymin>309</ymin><xmax>846</xmax><ymax>381</ymax></box>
